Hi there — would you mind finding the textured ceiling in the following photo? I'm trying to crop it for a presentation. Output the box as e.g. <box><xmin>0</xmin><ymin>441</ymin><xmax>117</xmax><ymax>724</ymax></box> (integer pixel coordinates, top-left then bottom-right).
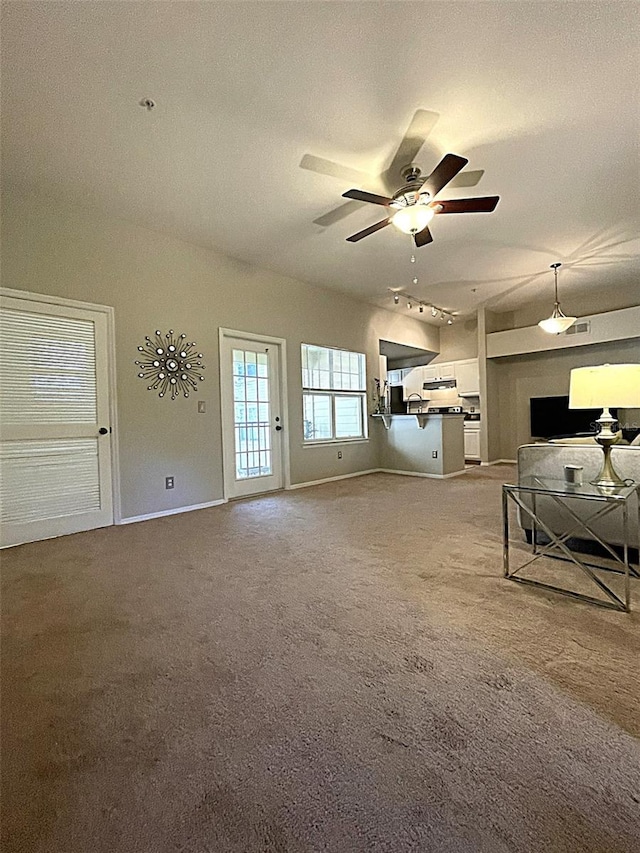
<box><xmin>2</xmin><ymin>1</ymin><xmax>639</xmax><ymax>325</ymax></box>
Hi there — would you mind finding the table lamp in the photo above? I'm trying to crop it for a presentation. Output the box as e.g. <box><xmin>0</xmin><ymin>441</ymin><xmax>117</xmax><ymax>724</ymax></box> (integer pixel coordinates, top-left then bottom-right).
<box><xmin>569</xmin><ymin>363</ymin><xmax>640</xmax><ymax>488</ymax></box>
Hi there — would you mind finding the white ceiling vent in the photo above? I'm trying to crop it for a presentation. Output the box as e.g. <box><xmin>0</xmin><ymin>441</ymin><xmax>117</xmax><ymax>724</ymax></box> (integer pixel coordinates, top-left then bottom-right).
<box><xmin>564</xmin><ymin>320</ymin><xmax>591</xmax><ymax>336</ymax></box>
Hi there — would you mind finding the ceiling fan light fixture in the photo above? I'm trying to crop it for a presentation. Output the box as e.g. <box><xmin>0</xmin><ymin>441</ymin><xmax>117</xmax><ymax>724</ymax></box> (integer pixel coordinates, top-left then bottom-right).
<box><xmin>391</xmin><ymin>204</ymin><xmax>435</xmax><ymax>235</ymax></box>
<box><xmin>538</xmin><ymin>262</ymin><xmax>576</xmax><ymax>335</ymax></box>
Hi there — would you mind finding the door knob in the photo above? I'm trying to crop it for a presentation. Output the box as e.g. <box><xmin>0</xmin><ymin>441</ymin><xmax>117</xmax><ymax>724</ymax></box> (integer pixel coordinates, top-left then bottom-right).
<box><xmin>98</xmin><ymin>427</ymin><xmax>110</xmax><ymax>435</ymax></box>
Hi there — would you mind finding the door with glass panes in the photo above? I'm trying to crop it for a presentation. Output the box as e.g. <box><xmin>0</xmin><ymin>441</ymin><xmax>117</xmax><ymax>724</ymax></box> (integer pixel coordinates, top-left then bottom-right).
<box><xmin>220</xmin><ymin>332</ymin><xmax>284</xmax><ymax>498</ymax></box>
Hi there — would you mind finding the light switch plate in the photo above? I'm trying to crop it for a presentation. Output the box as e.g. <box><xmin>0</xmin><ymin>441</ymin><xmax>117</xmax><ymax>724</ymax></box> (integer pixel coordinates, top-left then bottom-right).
<box><xmin>197</xmin><ymin>400</ymin><xmax>206</xmax><ymax>413</ymax></box>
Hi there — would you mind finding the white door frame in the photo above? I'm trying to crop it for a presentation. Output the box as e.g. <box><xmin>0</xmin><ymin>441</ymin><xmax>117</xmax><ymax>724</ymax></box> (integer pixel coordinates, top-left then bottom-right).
<box><xmin>0</xmin><ymin>287</ymin><xmax>122</xmax><ymax>525</ymax></box>
<box><xmin>219</xmin><ymin>328</ymin><xmax>290</xmax><ymax>499</ymax></box>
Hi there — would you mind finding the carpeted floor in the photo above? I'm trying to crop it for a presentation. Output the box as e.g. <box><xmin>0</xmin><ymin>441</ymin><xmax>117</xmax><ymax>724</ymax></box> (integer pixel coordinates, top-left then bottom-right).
<box><xmin>2</xmin><ymin>466</ymin><xmax>640</xmax><ymax>852</ymax></box>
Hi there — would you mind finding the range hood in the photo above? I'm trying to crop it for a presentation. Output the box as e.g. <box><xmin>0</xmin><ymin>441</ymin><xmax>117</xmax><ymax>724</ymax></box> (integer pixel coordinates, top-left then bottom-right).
<box><xmin>423</xmin><ymin>379</ymin><xmax>457</xmax><ymax>390</ymax></box>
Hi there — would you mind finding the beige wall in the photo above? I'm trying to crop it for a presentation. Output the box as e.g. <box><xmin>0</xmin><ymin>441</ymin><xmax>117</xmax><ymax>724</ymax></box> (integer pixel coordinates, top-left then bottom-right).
<box><xmin>477</xmin><ymin>307</ymin><xmax>502</xmax><ymax>463</ymax></box>
<box><xmin>2</xmin><ymin>189</ymin><xmax>439</xmax><ymax>518</ymax></box>
<box><xmin>432</xmin><ymin>317</ymin><xmax>478</xmax><ymax>362</ymax></box>
<box><xmin>493</xmin><ymin>338</ymin><xmax>640</xmax><ymax>459</ymax></box>
<box><xmin>491</xmin><ymin>284</ymin><xmax>639</xmax><ymax>333</ymax></box>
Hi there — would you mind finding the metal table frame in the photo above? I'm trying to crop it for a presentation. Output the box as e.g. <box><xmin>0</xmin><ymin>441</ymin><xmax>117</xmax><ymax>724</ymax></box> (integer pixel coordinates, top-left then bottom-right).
<box><xmin>502</xmin><ymin>476</ymin><xmax>639</xmax><ymax>612</ymax></box>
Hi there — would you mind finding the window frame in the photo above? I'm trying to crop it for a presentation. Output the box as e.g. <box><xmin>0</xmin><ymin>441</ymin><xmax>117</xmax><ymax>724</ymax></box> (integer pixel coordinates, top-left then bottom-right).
<box><xmin>301</xmin><ymin>343</ymin><xmax>368</xmax><ymax>445</ymax></box>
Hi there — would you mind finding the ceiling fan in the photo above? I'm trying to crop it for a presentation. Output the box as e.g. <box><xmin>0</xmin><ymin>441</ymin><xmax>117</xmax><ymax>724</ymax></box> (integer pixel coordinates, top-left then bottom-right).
<box><xmin>343</xmin><ymin>154</ymin><xmax>499</xmax><ymax>247</ymax></box>
<box><xmin>301</xmin><ymin>110</ymin><xmax>485</xmax><ymax>228</ymax></box>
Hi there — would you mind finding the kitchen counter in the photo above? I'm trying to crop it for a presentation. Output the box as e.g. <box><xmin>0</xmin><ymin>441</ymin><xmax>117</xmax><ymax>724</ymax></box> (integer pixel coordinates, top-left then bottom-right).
<box><xmin>374</xmin><ymin>412</ymin><xmax>465</xmax><ymax>478</ymax></box>
<box><xmin>372</xmin><ymin>411</ymin><xmax>464</xmax><ymax>428</ymax></box>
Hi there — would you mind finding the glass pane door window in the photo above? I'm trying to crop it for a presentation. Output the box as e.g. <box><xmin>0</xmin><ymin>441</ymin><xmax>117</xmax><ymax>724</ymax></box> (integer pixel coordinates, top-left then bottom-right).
<box><xmin>233</xmin><ymin>348</ymin><xmax>272</xmax><ymax>479</ymax></box>
<box><xmin>220</xmin><ymin>333</ymin><xmax>284</xmax><ymax>500</ymax></box>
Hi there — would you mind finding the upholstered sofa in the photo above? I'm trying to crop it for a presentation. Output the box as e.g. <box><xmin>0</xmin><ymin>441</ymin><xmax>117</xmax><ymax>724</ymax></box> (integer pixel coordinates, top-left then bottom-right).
<box><xmin>516</xmin><ymin>443</ymin><xmax>640</xmax><ymax>550</ymax></box>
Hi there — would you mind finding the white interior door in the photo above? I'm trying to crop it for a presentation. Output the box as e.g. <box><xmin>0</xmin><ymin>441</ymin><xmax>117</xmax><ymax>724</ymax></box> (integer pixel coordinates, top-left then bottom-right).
<box><xmin>220</xmin><ymin>331</ymin><xmax>284</xmax><ymax>498</ymax></box>
<box><xmin>0</xmin><ymin>294</ymin><xmax>114</xmax><ymax>547</ymax></box>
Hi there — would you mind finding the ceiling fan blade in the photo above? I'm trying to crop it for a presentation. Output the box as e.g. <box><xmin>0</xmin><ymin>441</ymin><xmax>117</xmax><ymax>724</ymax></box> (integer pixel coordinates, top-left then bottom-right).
<box><xmin>342</xmin><ymin>189</ymin><xmax>392</xmax><ymax>206</ymax></box>
<box><xmin>346</xmin><ymin>218</ymin><xmax>391</xmax><ymax>242</ymax></box>
<box><xmin>299</xmin><ymin>154</ymin><xmax>370</xmax><ymax>185</ymax></box>
<box><xmin>448</xmin><ymin>169</ymin><xmax>484</xmax><ymax>189</ymax></box>
<box><xmin>433</xmin><ymin>196</ymin><xmax>500</xmax><ymax>214</ymax></box>
<box><xmin>413</xmin><ymin>226</ymin><xmax>433</xmax><ymax>248</ymax></box>
<box><xmin>387</xmin><ymin>109</ymin><xmax>440</xmax><ymax>181</ymax></box>
<box><xmin>313</xmin><ymin>200</ymin><xmax>366</xmax><ymax>227</ymax></box>
<box><xmin>421</xmin><ymin>153</ymin><xmax>469</xmax><ymax>198</ymax></box>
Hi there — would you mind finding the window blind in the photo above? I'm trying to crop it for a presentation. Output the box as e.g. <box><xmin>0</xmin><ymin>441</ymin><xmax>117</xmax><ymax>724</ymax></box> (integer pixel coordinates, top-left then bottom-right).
<box><xmin>0</xmin><ymin>309</ymin><xmax>97</xmax><ymax>425</ymax></box>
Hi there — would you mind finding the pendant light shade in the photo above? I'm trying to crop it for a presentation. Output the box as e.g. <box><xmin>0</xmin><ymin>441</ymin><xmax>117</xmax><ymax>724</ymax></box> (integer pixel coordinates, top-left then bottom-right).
<box><xmin>538</xmin><ymin>307</ymin><xmax>577</xmax><ymax>334</ymax></box>
<box><xmin>538</xmin><ymin>262</ymin><xmax>576</xmax><ymax>334</ymax></box>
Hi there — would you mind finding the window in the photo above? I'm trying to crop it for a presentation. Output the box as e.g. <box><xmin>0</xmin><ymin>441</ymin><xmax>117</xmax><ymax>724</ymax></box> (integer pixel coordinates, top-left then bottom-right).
<box><xmin>302</xmin><ymin>344</ymin><xmax>367</xmax><ymax>442</ymax></box>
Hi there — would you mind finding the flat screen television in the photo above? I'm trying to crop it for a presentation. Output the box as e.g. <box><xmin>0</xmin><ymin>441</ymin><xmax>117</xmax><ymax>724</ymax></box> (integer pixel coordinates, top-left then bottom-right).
<box><xmin>529</xmin><ymin>395</ymin><xmax>616</xmax><ymax>439</ymax></box>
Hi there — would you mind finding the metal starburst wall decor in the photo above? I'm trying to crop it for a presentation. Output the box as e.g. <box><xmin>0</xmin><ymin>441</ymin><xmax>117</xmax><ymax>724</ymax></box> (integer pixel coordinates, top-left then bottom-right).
<box><xmin>135</xmin><ymin>330</ymin><xmax>205</xmax><ymax>400</ymax></box>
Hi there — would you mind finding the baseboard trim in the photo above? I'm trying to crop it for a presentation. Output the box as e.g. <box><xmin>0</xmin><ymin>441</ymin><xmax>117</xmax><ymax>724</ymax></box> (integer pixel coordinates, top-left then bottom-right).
<box><xmin>481</xmin><ymin>459</ymin><xmax>517</xmax><ymax>466</ymax></box>
<box><xmin>119</xmin><ymin>499</ymin><xmax>227</xmax><ymax>525</ymax></box>
<box><xmin>288</xmin><ymin>469</ymin><xmax>380</xmax><ymax>490</ymax></box>
<box><xmin>377</xmin><ymin>467</ymin><xmax>466</xmax><ymax>480</ymax></box>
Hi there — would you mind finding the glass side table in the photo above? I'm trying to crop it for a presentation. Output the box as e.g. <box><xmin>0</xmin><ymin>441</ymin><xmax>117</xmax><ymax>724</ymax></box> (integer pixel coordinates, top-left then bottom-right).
<box><xmin>502</xmin><ymin>476</ymin><xmax>640</xmax><ymax>612</ymax></box>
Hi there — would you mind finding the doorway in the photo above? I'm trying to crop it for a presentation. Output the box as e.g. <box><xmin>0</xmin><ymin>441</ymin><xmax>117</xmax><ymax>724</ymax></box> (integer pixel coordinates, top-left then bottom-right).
<box><xmin>219</xmin><ymin>329</ymin><xmax>288</xmax><ymax>499</ymax></box>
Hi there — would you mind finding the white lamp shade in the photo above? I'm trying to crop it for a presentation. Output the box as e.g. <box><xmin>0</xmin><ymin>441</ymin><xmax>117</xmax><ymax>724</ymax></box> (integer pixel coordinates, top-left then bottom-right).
<box><xmin>392</xmin><ymin>205</ymin><xmax>434</xmax><ymax>234</ymax></box>
<box><xmin>569</xmin><ymin>364</ymin><xmax>640</xmax><ymax>409</ymax></box>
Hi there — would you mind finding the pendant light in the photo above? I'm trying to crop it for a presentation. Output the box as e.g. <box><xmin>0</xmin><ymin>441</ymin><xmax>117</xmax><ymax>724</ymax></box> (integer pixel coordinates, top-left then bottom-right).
<box><xmin>538</xmin><ymin>262</ymin><xmax>576</xmax><ymax>334</ymax></box>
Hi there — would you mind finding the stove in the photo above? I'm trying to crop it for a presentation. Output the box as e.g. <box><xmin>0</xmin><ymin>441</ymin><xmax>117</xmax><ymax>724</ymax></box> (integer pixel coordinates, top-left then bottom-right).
<box><xmin>427</xmin><ymin>406</ymin><xmax>463</xmax><ymax>413</ymax></box>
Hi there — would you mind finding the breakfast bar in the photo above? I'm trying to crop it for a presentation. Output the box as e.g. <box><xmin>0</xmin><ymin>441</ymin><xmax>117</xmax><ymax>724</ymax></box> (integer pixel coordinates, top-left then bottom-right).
<box><xmin>374</xmin><ymin>412</ymin><xmax>466</xmax><ymax>477</ymax></box>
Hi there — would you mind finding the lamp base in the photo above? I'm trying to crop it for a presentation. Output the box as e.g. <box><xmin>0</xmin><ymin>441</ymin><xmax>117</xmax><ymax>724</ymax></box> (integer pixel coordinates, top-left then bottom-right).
<box><xmin>591</xmin><ymin>408</ymin><xmax>627</xmax><ymax>489</ymax></box>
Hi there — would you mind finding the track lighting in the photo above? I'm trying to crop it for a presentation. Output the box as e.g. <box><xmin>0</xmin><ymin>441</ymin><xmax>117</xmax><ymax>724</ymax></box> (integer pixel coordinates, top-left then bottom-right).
<box><xmin>387</xmin><ymin>289</ymin><xmax>454</xmax><ymax>323</ymax></box>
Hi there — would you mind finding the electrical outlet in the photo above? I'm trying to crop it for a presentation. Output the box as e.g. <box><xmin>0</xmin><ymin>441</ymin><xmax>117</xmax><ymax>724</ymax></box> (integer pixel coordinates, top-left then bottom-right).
<box><xmin>165</xmin><ymin>476</ymin><xmax>174</xmax><ymax>489</ymax></box>
<box><xmin>337</xmin><ymin>451</ymin><xmax>343</xmax><ymax>459</ymax></box>
<box><xmin>197</xmin><ymin>400</ymin><xmax>206</xmax><ymax>413</ymax></box>
<box><xmin>432</xmin><ymin>450</ymin><xmax>438</xmax><ymax>458</ymax></box>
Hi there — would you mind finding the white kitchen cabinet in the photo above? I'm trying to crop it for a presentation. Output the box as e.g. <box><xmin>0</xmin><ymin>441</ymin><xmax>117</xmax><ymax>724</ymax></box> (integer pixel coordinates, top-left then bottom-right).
<box><xmin>402</xmin><ymin>366</ymin><xmax>430</xmax><ymax>401</ymax></box>
<box><xmin>424</xmin><ymin>362</ymin><xmax>456</xmax><ymax>383</ymax></box>
<box><xmin>455</xmin><ymin>359</ymin><xmax>480</xmax><ymax>397</ymax></box>
<box><xmin>464</xmin><ymin>424</ymin><xmax>481</xmax><ymax>459</ymax></box>
<box><xmin>387</xmin><ymin>369</ymin><xmax>405</xmax><ymax>387</ymax></box>
<box><xmin>400</xmin><ymin>357</ymin><xmax>481</xmax><ymax>404</ymax></box>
